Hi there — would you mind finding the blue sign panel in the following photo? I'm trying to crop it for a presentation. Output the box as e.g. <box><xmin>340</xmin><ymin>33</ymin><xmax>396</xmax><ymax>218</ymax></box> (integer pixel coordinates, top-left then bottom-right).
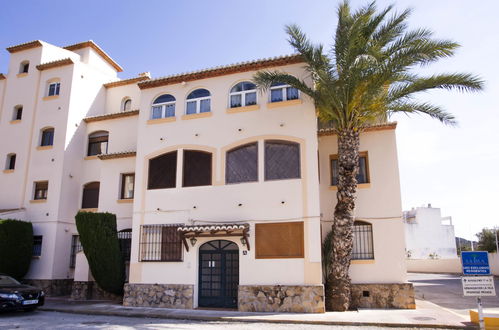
<box><xmin>461</xmin><ymin>251</ymin><xmax>490</xmax><ymax>275</ymax></box>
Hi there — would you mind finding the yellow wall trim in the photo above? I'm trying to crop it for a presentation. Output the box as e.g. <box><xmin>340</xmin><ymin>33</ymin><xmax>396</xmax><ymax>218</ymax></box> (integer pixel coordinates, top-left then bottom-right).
<box><xmin>42</xmin><ymin>95</ymin><xmax>59</xmax><ymax>101</ymax></box>
<box><xmin>351</xmin><ymin>259</ymin><xmax>375</xmax><ymax>264</ymax></box>
<box><xmin>3</xmin><ymin>169</ymin><xmax>14</xmax><ymax>174</ymax></box>
<box><xmin>329</xmin><ymin>183</ymin><xmax>371</xmax><ymax>190</ymax></box>
<box><xmin>147</xmin><ymin>117</ymin><xmax>176</xmax><ymax>125</ymax></box>
<box><xmin>36</xmin><ymin>145</ymin><xmax>53</xmax><ymax>151</ymax></box>
<box><xmin>226</xmin><ymin>104</ymin><xmax>260</xmax><ymax>114</ymax></box>
<box><xmin>117</xmin><ymin>199</ymin><xmax>134</xmax><ymax>204</ymax></box>
<box><xmin>181</xmin><ymin>112</ymin><xmax>212</xmax><ymax>120</ymax></box>
<box><xmin>79</xmin><ymin>208</ymin><xmax>98</xmax><ymax>213</ymax></box>
<box><xmin>9</xmin><ymin>120</ymin><xmax>21</xmax><ymax>124</ymax></box>
<box><xmin>16</xmin><ymin>73</ymin><xmax>28</xmax><ymax>78</ymax></box>
<box><xmin>267</xmin><ymin>99</ymin><xmax>303</xmax><ymax>109</ymax></box>
<box><xmin>30</xmin><ymin>199</ymin><xmax>47</xmax><ymax>204</ymax></box>
<box><xmin>84</xmin><ymin>155</ymin><xmax>99</xmax><ymax>160</ymax></box>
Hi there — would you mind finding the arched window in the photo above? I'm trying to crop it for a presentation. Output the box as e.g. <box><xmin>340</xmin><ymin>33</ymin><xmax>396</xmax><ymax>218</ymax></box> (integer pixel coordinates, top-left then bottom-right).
<box><xmin>270</xmin><ymin>82</ymin><xmax>299</xmax><ymax>103</ymax></box>
<box><xmin>229</xmin><ymin>82</ymin><xmax>257</xmax><ymax>108</ymax></box>
<box><xmin>264</xmin><ymin>140</ymin><xmax>300</xmax><ymax>181</ymax></box>
<box><xmin>5</xmin><ymin>153</ymin><xmax>16</xmax><ymax>170</ymax></box>
<box><xmin>122</xmin><ymin>98</ymin><xmax>132</xmax><ymax>111</ymax></box>
<box><xmin>148</xmin><ymin>151</ymin><xmax>177</xmax><ymax>189</ymax></box>
<box><xmin>19</xmin><ymin>61</ymin><xmax>29</xmax><ymax>74</ymax></box>
<box><xmin>87</xmin><ymin>131</ymin><xmax>108</xmax><ymax>156</ymax></box>
<box><xmin>186</xmin><ymin>89</ymin><xmax>211</xmax><ymax>115</ymax></box>
<box><xmin>226</xmin><ymin>142</ymin><xmax>258</xmax><ymax>184</ymax></box>
<box><xmin>82</xmin><ymin>182</ymin><xmax>100</xmax><ymax>209</ymax></box>
<box><xmin>13</xmin><ymin>105</ymin><xmax>23</xmax><ymax>121</ymax></box>
<box><xmin>40</xmin><ymin>128</ymin><xmax>54</xmax><ymax>146</ymax></box>
<box><xmin>47</xmin><ymin>79</ymin><xmax>61</xmax><ymax>97</ymax></box>
<box><xmin>183</xmin><ymin>150</ymin><xmax>212</xmax><ymax>187</ymax></box>
<box><xmin>352</xmin><ymin>221</ymin><xmax>374</xmax><ymax>260</ymax></box>
<box><xmin>151</xmin><ymin>94</ymin><xmax>176</xmax><ymax>119</ymax></box>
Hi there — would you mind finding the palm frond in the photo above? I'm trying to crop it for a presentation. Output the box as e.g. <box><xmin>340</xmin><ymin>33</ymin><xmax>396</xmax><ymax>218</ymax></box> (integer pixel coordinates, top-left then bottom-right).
<box><xmin>389</xmin><ymin>101</ymin><xmax>456</xmax><ymax>125</ymax></box>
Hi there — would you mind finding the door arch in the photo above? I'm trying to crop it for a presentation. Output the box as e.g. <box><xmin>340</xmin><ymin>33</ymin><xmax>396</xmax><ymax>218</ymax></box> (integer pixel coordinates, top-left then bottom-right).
<box><xmin>198</xmin><ymin>240</ymin><xmax>239</xmax><ymax>308</ymax></box>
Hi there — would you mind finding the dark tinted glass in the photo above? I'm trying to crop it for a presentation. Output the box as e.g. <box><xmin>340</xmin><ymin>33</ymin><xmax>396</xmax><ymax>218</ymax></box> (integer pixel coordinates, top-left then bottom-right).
<box><xmin>148</xmin><ymin>151</ymin><xmax>177</xmax><ymax>189</ymax></box>
<box><xmin>230</xmin><ymin>82</ymin><xmax>256</xmax><ymax>93</ymax></box>
<box><xmin>41</xmin><ymin>129</ymin><xmax>54</xmax><ymax>146</ymax></box>
<box><xmin>183</xmin><ymin>150</ymin><xmax>212</xmax><ymax>187</ymax></box>
<box><xmin>82</xmin><ymin>182</ymin><xmax>100</xmax><ymax>208</ymax></box>
<box><xmin>187</xmin><ymin>89</ymin><xmax>210</xmax><ymax>99</ymax></box>
<box><xmin>226</xmin><ymin>143</ymin><xmax>258</xmax><ymax>184</ymax></box>
<box><xmin>153</xmin><ymin>94</ymin><xmax>176</xmax><ymax>104</ymax></box>
<box><xmin>264</xmin><ymin>141</ymin><xmax>300</xmax><ymax>180</ymax></box>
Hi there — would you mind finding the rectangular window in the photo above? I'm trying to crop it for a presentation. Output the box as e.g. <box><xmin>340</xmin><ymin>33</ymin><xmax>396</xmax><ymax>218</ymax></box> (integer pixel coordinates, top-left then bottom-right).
<box><xmin>245</xmin><ymin>92</ymin><xmax>257</xmax><ymax>105</ymax></box>
<box><xmin>230</xmin><ymin>94</ymin><xmax>242</xmax><ymax>108</ymax></box>
<box><xmin>330</xmin><ymin>152</ymin><xmax>369</xmax><ymax>186</ymax></box>
<box><xmin>22</xmin><ymin>63</ymin><xmax>29</xmax><ymax>73</ymax></box>
<box><xmin>48</xmin><ymin>82</ymin><xmax>60</xmax><ymax>96</ymax></box>
<box><xmin>41</xmin><ymin>129</ymin><xmax>54</xmax><ymax>146</ymax></box>
<box><xmin>270</xmin><ymin>89</ymin><xmax>283</xmax><ymax>102</ymax></box>
<box><xmin>152</xmin><ymin>106</ymin><xmax>162</xmax><ymax>119</ymax></box>
<box><xmin>186</xmin><ymin>101</ymin><xmax>197</xmax><ymax>115</ymax></box>
<box><xmin>148</xmin><ymin>151</ymin><xmax>177</xmax><ymax>189</ymax></box>
<box><xmin>255</xmin><ymin>222</ymin><xmax>304</xmax><ymax>258</ymax></box>
<box><xmin>87</xmin><ymin>135</ymin><xmax>108</xmax><ymax>156</ymax></box>
<box><xmin>199</xmin><ymin>99</ymin><xmax>211</xmax><ymax>113</ymax></box>
<box><xmin>264</xmin><ymin>140</ymin><xmax>301</xmax><ymax>181</ymax></box>
<box><xmin>15</xmin><ymin>107</ymin><xmax>22</xmax><ymax>120</ymax></box>
<box><xmin>33</xmin><ymin>236</ymin><xmax>43</xmax><ymax>257</ymax></box>
<box><xmin>183</xmin><ymin>150</ymin><xmax>212</xmax><ymax>187</ymax></box>
<box><xmin>34</xmin><ymin>181</ymin><xmax>48</xmax><ymax>200</ymax></box>
<box><xmin>8</xmin><ymin>155</ymin><xmax>16</xmax><ymax>170</ymax></box>
<box><xmin>165</xmin><ymin>104</ymin><xmax>175</xmax><ymax>117</ymax></box>
<box><xmin>121</xmin><ymin>173</ymin><xmax>135</xmax><ymax>199</ymax></box>
<box><xmin>352</xmin><ymin>222</ymin><xmax>374</xmax><ymax>260</ymax></box>
<box><xmin>69</xmin><ymin>235</ymin><xmax>82</xmax><ymax>268</ymax></box>
<box><xmin>139</xmin><ymin>224</ymin><xmax>183</xmax><ymax>262</ymax></box>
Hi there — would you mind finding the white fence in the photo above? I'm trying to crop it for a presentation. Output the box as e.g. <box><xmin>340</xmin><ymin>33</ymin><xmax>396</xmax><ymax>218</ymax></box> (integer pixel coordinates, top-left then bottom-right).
<box><xmin>406</xmin><ymin>252</ymin><xmax>499</xmax><ymax>275</ymax></box>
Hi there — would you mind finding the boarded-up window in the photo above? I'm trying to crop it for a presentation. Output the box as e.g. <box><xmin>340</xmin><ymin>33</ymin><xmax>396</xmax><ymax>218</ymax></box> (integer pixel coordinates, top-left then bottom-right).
<box><xmin>264</xmin><ymin>140</ymin><xmax>300</xmax><ymax>181</ymax></box>
<box><xmin>140</xmin><ymin>224</ymin><xmax>183</xmax><ymax>261</ymax></box>
<box><xmin>148</xmin><ymin>151</ymin><xmax>177</xmax><ymax>189</ymax></box>
<box><xmin>82</xmin><ymin>182</ymin><xmax>100</xmax><ymax>209</ymax></box>
<box><xmin>183</xmin><ymin>150</ymin><xmax>212</xmax><ymax>187</ymax></box>
<box><xmin>226</xmin><ymin>142</ymin><xmax>258</xmax><ymax>184</ymax></box>
<box><xmin>255</xmin><ymin>222</ymin><xmax>304</xmax><ymax>258</ymax></box>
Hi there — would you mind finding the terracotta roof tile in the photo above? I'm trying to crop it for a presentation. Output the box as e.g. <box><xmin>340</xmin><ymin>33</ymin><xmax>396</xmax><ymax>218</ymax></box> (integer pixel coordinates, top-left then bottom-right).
<box><xmin>104</xmin><ymin>76</ymin><xmax>150</xmax><ymax>88</ymax></box>
<box><xmin>64</xmin><ymin>40</ymin><xmax>123</xmax><ymax>72</ymax></box>
<box><xmin>83</xmin><ymin>110</ymin><xmax>139</xmax><ymax>123</ymax></box>
<box><xmin>6</xmin><ymin>40</ymin><xmax>43</xmax><ymax>53</ymax></box>
<box><xmin>98</xmin><ymin>151</ymin><xmax>136</xmax><ymax>160</ymax></box>
<box><xmin>0</xmin><ymin>74</ymin><xmax>5</xmax><ymax>80</ymax></box>
<box><xmin>138</xmin><ymin>54</ymin><xmax>303</xmax><ymax>90</ymax></box>
<box><xmin>36</xmin><ymin>58</ymin><xmax>74</xmax><ymax>71</ymax></box>
<box><xmin>318</xmin><ymin>122</ymin><xmax>397</xmax><ymax>136</ymax></box>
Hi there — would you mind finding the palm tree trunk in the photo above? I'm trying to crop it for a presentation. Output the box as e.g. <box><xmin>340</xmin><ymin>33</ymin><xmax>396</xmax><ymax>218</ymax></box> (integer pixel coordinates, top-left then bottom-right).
<box><xmin>326</xmin><ymin>129</ymin><xmax>360</xmax><ymax>311</ymax></box>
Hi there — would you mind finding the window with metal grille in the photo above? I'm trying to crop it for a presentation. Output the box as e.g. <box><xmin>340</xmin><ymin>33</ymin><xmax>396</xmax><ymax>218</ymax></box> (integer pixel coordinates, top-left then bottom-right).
<box><xmin>40</xmin><ymin>128</ymin><xmax>54</xmax><ymax>146</ymax></box>
<box><xmin>82</xmin><ymin>182</ymin><xmax>100</xmax><ymax>209</ymax></box>
<box><xmin>352</xmin><ymin>221</ymin><xmax>374</xmax><ymax>260</ymax></box>
<box><xmin>33</xmin><ymin>236</ymin><xmax>43</xmax><ymax>257</ymax></box>
<box><xmin>330</xmin><ymin>152</ymin><xmax>369</xmax><ymax>186</ymax></box>
<box><xmin>87</xmin><ymin>131</ymin><xmax>109</xmax><ymax>156</ymax></box>
<box><xmin>226</xmin><ymin>142</ymin><xmax>258</xmax><ymax>184</ymax></box>
<box><xmin>69</xmin><ymin>235</ymin><xmax>82</xmax><ymax>268</ymax></box>
<box><xmin>34</xmin><ymin>181</ymin><xmax>48</xmax><ymax>200</ymax></box>
<box><xmin>264</xmin><ymin>140</ymin><xmax>300</xmax><ymax>181</ymax></box>
<box><xmin>148</xmin><ymin>151</ymin><xmax>177</xmax><ymax>189</ymax></box>
<box><xmin>183</xmin><ymin>150</ymin><xmax>212</xmax><ymax>187</ymax></box>
<box><xmin>139</xmin><ymin>224</ymin><xmax>183</xmax><ymax>262</ymax></box>
<box><xmin>118</xmin><ymin>229</ymin><xmax>132</xmax><ymax>262</ymax></box>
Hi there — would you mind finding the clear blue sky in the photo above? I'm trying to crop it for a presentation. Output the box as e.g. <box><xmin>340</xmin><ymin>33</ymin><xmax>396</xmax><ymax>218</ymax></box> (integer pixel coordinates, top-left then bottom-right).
<box><xmin>1</xmin><ymin>1</ymin><xmax>497</xmax><ymax>240</ymax></box>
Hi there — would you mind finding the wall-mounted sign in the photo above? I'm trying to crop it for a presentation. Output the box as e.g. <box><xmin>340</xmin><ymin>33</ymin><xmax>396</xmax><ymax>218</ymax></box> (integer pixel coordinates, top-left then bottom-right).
<box><xmin>462</xmin><ymin>276</ymin><xmax>496</xmax><ymax>296</ymax></box>
<box><xmin>461</xmin><ymin>251</ymin><xmax>490</xmax><ymax>275</ymax></box>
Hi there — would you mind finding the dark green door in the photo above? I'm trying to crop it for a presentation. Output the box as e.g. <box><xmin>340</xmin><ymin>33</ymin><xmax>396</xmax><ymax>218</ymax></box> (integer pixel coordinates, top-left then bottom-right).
<box><xmin>198</xmin><ymin>240</ymin><xmax>239</xmax><ymax>308</ymax></box>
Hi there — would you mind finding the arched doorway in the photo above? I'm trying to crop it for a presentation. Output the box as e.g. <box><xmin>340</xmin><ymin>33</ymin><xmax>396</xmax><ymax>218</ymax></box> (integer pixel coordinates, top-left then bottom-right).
<box><xmin>198</xmin><ymin>240</ymin><xmax>239</xmax><ymax>308</ymax></box>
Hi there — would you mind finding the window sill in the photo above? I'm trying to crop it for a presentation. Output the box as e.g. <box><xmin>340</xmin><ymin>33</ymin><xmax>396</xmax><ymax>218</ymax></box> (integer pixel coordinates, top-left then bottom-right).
<box><xmin>84</xmin><ymin>155</ymin><xmax>99</xmax><ymax>160</ymax></box>
<box><xmin>30</xmin><ymin>199</ymin><xmax>47</xmax><ymax>204</ymax></box>
<box><xmin>147</xmin><ymin>117</ymin><xmax>176</xmax><ymax>125</ymax></box>
<box><xmin>329</xmin><ymin>183</ymin><xmax>371</xmax><ymax>190</ymax></box>
<box><xmin>9</xmin><ymin>120</ymin><xmax>22</xmax><ymax>124</ymax></box>
<box><xmin>117</xmin><ymin>199</ymin><xmax>134</xmax><ymax>204</ymax></box>
<box><xmin>42</xmin><ymin>95</ymin><xmax>59</xmax><ymax>101</ymax></box>
<box><xmin>226</xmin><ymin>104</ymin><xmax>260</xmax><ymax>114</ymax></box>
<box><xmin>267</xmin><ymin>99</ymin><xmax>302</xmax><ymax>109</ymax></box>
<box><xmin>181</xmin><ymin>112</ymin><xmax>212</xmax><ymax>120</ymax></box>
<box><xmin>32</xmin><ymin>256</ymin><xmax>41</xmax><ymax>259</ymax></box>
<box><xmin>3</xmin><ymin>169</ymin><xmax>14</xmax><ymax>174</ymax></box>
<box><xmin>351</xmin><ymin>259</ymin><xmax>375</xmax><ymax>264</ymax></box>
<box><xmin>37</xmin><ymin>145</ymin><xmax>53</xmax><ymax>151</ymax></box>
<box><xmin>79</xmin><ymin>208</ymin><xmax>98</xmax><ymax>212</ymax></box>
<box><xmin>17</xmin><ymin>73</ymin><xmax>28</xmax><ymax>78</ymax></box>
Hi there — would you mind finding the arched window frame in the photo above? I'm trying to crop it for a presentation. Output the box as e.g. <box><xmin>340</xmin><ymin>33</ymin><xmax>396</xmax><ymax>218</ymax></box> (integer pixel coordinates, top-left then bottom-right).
<box><xmin>46</xmin><ymin>78</ymin><xmax>61</xmax><ymax>97</ymax></box>
<box><xmin>225</xmin><ymin>142</ymin><xmax>258</xmax><ymax>184</ymax></box>
<box><xmin>87</xmin><ymin>131</ymin><xmax>109</xmax><ymax>156</ymax></box>
<box><xmin>352</xmin><ymin>220</ymin><xmax>374</xmax><ymax>260</ymax></box>
<box><xmin>40</xmin><ymin>127</ymin><xmax>55</xmax><ymax>146</ymax></box>
<box><xmin>151</xmin><ymin>94</ymin><xmax>176</xmax><ymax>119</ymax></box>
<box><xmin>270</xmin><ymin>82</ymin><xmax>299</xmax><ymax>103</ymax></box>
<box><xmin>19</xmin><ymin>60</ymin><xmax>29</xmax><ymax>74</ymax></box>
<box><xmin>81</xmin><ymin>181</ymin><xmax>100</xmax><ymax>209</ymax></box>
<box><xmin>122</xmin><ymin>98</ymin><xmax>132</xmax><ymax>112</ymax></box>
<box><xmin>229</xmin><ymin>81</ymin><xmax>257</xmax><ymax>108</ymax></box>
<box><xmin>185</xmin><ymin>89</ymin><xmax>211</xmax><ymax>115</ymax></box>
<box><xmin>5</xmin><ymin>153</ymin><xmax>16</xmax><ymax>170</ymax></box>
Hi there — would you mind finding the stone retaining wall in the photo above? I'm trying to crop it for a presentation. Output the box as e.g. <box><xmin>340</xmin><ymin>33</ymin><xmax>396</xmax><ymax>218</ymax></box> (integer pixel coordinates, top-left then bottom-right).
<box><xmin>123</xmin><ymin>283</ymin><xmax>193</xmax><ymax>309</ymax></box>
<box><xmin>350</xmin><ymin>283</ymin><xmax>415</xmax><ymax>309</ymax></box>
<box><xmin>23</xmin><ymin>279</ymin><xmax>73</xmax><ymax>296</ymax></box>
<box><xmin>70</xmin><ymin>281</ymin><xmax>122</xmax><ymax>301</ymax></box>
<box><xmin>238</xmin><ymin>285</ymin><xmax>325</xmax><ymax>313</ymax></box>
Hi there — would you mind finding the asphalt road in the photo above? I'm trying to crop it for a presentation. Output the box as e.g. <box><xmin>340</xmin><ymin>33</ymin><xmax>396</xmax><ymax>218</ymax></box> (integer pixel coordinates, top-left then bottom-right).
<box><xmin>0</xmin><ymin>310</ymin><xmax>415</xmax><ymax>330</ymax></box>
<box><xmin>408</xmin><ymin>272</ymin><xmax>499</xmax><ymax>317</ymax></box>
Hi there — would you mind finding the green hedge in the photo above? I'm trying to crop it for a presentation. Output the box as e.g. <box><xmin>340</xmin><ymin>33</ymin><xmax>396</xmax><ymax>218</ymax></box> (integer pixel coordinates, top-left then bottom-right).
<box><xmin>0</xmin><ymin>219</ymin><xmax>33</xmax><ymax>279</ymax></box>
<box><xmin>75</xmin><ymin>212</ymin><xmax>125</xmax><ymax>295</ymax></box>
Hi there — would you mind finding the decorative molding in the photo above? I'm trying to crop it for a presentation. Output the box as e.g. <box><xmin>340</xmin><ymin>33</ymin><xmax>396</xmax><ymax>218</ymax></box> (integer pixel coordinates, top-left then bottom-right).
<box><xmin>64</xmin><ymin>40</ymin><xmax>123</xmax><ymax>72</ymax></box>
<box><xmin>83</xmin><ymin>110</ymin><xmax>139</xmax><ymax>123</ymax></box>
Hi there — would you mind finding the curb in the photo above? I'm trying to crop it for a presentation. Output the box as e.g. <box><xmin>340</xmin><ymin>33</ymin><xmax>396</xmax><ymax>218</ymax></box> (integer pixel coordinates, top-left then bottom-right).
<box><xmin>39</xmin><ymin>306</ymin><xmax>473</xmax><ymax>329</ymax></box>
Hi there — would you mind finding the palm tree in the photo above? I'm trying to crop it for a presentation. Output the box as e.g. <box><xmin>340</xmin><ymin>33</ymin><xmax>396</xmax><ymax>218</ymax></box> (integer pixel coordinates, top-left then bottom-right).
<box><xmin>253</xmin><ymin>1</ymin><xmax>483</xmax><ymax>311</ymax></box>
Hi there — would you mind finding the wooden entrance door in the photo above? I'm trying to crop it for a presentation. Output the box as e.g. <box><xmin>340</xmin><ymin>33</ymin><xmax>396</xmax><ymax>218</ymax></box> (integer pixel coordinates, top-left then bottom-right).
<box><xmin>198</xmin><ymin>240</ymin><xmax>239</xmax><ymax>308</ymax></box>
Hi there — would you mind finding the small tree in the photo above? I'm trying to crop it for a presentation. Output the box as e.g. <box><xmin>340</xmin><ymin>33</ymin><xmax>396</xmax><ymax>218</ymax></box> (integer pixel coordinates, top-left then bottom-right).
<box><xmin>0</xmin><ymin>219</ymin><xmax>33</xmax><ymax>279</ymax></box>
<box><xmin>75</xmin><ymin>212</ymin><xmax>125</xmax><ymax>295</ymax></box>
<box><xmin>476</xmin><ymin>228</ymin><xmax>498</xmax><ymax>253</ymax></box>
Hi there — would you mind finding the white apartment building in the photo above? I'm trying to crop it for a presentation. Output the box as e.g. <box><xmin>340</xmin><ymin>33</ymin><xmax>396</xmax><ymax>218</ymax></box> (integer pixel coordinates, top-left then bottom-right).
<box><xmin>0</xmin><ymin>40</ymin><xmax>413</xmax><ymax>312</ymax></box>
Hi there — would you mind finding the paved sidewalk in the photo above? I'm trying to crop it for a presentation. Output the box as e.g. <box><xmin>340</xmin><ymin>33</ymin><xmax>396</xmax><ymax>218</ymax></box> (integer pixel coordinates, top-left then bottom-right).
<box><xmin>40</xmin><ymin>298</ymin><xmax>474</xmax><ymax>329</ymax></box>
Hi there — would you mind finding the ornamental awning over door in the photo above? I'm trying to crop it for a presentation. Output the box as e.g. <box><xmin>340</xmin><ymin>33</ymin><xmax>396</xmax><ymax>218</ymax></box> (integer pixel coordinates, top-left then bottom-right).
<box><xmin>177</xmin><ymin>223</ymin><xmax>250</xmax><ymax>251</ymax></box>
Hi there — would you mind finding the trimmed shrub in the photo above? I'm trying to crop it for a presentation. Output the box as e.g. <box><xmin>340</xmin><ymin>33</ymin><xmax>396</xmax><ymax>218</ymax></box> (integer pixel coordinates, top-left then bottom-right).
<box><xmin>75</xmin><ymin>212</ymin><xmax>125</xmax><ymax>295</ymax></box>
<box><xmin>0</xmin><ymin>219</ymin><xmax>33</xmax><ymax>279</ymax></box>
